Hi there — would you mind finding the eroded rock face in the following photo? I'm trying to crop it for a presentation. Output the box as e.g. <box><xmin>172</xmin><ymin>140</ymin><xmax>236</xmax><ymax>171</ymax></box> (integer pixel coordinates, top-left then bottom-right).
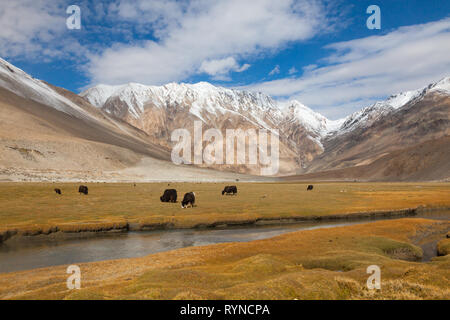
<box><xmin>2</xmin><ymin>56</ymin><xmax>448</xmax><ymax>179</ymax></box>
<box><xmin>299</xmin><ymin>91</ymin><xmax>450</xmax><ymax>181</ymax></box>
<box><xmin>81</xmin><ymin>82</ymin><xmax>334</xmax><ymax>175</ymax></box>
<box><xmin>80</xmin><ymin>78</ymin><xmax>450</xmax><ymax>178</ymax></box>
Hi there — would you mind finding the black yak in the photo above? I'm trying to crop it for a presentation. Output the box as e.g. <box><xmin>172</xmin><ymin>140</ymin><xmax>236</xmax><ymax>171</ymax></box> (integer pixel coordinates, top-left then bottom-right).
<box><xmin>307</xmin><ymin>185</ymin><xmax>314</xmax><ymax>191</ymax></box>
<box><xmin>79</xmin><ymin>185</ymin><xmax>88</xmax><ymax>195</ymax></box>
<box><xmin>54</xmin><ymin>188</ymin><xmax>62</xmax><ymax>195</ymax></box>
<box><xmin>160</xmin><ymin>189</ymin><xmax>177</xmax><ymax>203</ymax></box>
<box><xmin>181</xmin><ymin>192</ymin><xmax>195</xmax><ymax>208</ymax></box>
<box><xmin>222</xmin><ymin>186</ymin><xmax>237</xmax><ymax>195</ymax></box>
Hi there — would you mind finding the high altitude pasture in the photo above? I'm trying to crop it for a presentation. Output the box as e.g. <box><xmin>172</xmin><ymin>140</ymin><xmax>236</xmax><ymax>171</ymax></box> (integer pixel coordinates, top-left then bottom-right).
<box><xmin>0</xmin><ymin>182</ymin><xmax>449</xmax><ymax>234</ymax></box>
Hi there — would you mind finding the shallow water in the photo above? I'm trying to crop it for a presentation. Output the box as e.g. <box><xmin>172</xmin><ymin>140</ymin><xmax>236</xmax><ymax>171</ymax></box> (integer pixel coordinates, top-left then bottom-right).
<box><xmin>0</xmin><ymin>211</ymin><xmax>448</xmax><ymax>273</ymax></box>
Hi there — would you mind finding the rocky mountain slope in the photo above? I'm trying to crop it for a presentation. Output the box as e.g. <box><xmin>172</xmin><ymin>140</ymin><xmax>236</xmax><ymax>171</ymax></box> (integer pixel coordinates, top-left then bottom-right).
<box><xmin>81</xmin><ymin>82</ymin><xmax>343</xmax><ymax>174</ymax></box>
<box><xmin>283</xmin><ymin>135</ymin><xmax>450</xmax><ymax>182</ymax></box>
<box><xmin>304</xmin><ymin>78</ymin><xmax>450</xmax><ymax>180</ymax></box>
<box><xmin>0</xmin><ymin>58</ymin><xmax>259</xmax><ymax>182</ymax></box>
<box><xmin>81</xmin><ymin>76</ymin><xmax>449</xmax><ymax>180</ymax></box>
<box><xmin>1</xmin><ymin>56</ymin><xmax>448</xmax><ymax>181</ymax></box>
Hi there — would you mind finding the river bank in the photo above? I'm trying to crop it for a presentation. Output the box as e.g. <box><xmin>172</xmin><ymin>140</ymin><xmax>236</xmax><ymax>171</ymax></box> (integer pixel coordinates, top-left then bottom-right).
<box><xmin>1</xmin><ymin>205</ymin><xmax>449</xmax><ymax>244</ymax></box>
<box><xmin>2</xmin><ymin>209</ymin><xmax>447</xmax><ymax>273</ymax></box>
<box><xmin>1</xmin><ymin>218</ymin><xmax>448</xmax><ymax>299</ymax></box>
<box><xmin>1</xmin><ymin>182</ymin><xmax>449</xmax><ymax>243</ymax></box>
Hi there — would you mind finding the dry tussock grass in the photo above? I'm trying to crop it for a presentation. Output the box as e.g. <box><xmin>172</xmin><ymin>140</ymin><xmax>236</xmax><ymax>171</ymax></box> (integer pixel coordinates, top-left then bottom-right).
<box><xmin>0</xmin><ymin>218</ymin><xmax>448</xmax><ymax>300</ymax></box>
<box><xmin>437</xmin><ymin>239</ymin><xmax>450</xmax><ymax>256</ymax></box>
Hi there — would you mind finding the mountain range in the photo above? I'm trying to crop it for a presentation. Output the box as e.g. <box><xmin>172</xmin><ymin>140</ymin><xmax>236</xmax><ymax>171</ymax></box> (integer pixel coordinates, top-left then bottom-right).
<box><xmin>0</xmin><ymin>57</ymin><xmax>449</xmax><ymax>181</ymax></box>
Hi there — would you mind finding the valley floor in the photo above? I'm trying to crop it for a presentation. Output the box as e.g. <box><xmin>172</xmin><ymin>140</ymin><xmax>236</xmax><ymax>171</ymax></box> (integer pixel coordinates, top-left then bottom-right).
<box><xmin>1</xmin><ymin>182</ymin><xmax>449</xmax><ymax>240</ymax></box>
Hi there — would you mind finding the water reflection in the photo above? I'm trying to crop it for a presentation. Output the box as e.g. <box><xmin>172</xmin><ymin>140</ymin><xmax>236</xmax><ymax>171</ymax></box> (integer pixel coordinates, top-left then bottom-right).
<box><xmin>0</xmin><ymin>211</ymin><xmax>448</xmax><ymax>273</ymax></box>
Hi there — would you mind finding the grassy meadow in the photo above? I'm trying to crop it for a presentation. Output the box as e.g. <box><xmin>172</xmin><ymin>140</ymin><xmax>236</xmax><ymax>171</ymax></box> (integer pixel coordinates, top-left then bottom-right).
<box><xmin>0</xmin><ymin>218</ymin><xmax>448</xmax><ymax>299</ymax></box>
<box><xmin>0</xmin><ymin>182</ymin><xmax>450</xmax><ymax>235</ymax></box>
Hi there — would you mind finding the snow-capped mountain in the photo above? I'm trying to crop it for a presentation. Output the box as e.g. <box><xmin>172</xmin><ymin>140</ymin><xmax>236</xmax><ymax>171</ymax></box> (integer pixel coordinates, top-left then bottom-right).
<box><xmin>0</xmin><ymin>57</ymin><xmax>184</xmax><ymax>182</ymax></box>
<box><xmin>82</xmin><ymin>82</ymin><xmax>284</xmax><ymax>127</ymax></box>
<box><xmin>336</xmin><ymin>77</ymin><xmax>450</xmax><ymax>135</ymax></box>
<box><xmin>429</xmin><ymin>77</ymin><xmax>450</xmax><ymax>95</ymax></box>
<box><xmin>80</xmin><ymin>77</ymin><xmax>450</xmax><ymax>175</ymax></box>
<box><xmin>81</xmin><ymin>82</ymin><xmax>341</xmax><ymax>138</ymax></box>
<box><xmin>81</xmin><ymin>81</ymin><xmax>344</xmax><ymax>172</ymax></box>
<box><xmin>1</xmin><ymin>55</ymin><xmax>448</xmax><ymax>179</ymax></box>
<box><xmin>83</xmin><ymin>77</ymin><xmax>450</xmax><ymax>140</ymax></box>
<box><xmin>281</xmin><ymin>101</ymin><xmax>329</xmax><ymax>135</ymax></box>
<box><xmin>0</xmin><ymin>58</ymin><xmax>95</xmax><ymax>121</ymax></box>
<box><xmin>305</xmin><ymin>77</ymin><xmax>450</xmax><ymax>177</ymax></box>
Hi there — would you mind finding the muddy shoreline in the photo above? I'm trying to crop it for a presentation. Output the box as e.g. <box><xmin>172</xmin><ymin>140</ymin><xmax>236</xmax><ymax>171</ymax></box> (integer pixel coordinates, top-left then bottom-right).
<box><xmin>1</xmin><ymin>206</ymin><xmax>449</xmax><ymax>244</ymax></box>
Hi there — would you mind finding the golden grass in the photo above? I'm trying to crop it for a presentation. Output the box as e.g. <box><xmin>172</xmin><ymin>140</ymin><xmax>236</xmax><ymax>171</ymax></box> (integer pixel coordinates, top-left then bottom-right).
<box><xmin>0</xmin><ymin>218</ymin><xmax>448</xmax><ymax>300</ymax></box>
<box><xmin>437</xmin><ymin>239</ymin><xmax>450</xmax><ymax>256</ymax></box>
<box><xmin>0</xmin><ymin>182</ymin><xmax>449</xmax><ymax>236</ymax></box>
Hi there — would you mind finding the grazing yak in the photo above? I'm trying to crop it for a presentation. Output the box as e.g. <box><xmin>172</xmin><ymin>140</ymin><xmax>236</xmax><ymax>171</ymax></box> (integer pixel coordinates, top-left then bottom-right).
<box><xmin>160</xmin><ymin>189</ymin><xmax>177</xmax><ymax>203</ymax></box>
<box><xmin>78</xmin><ymin>185</ymin><xmax>88</xmax><ymax>195</ymax></box>
<box><xmin>54</xmin><ymin>188</ymin><xmax>62</xmax><ymax>195</ymax></box>
<box><xmin>181</xmin><ymin>192</ymin><xmax>195</xmax><ymax>208</ymax></box>
<box><xmin>222</xmin><ymin>186</ymin><xmax>238</xmax><ymax>195</ymax></box>
<box><xmin>307</xmin><ymin>185</ymin><xmax>314</xmax><ymax>191</ymax></box>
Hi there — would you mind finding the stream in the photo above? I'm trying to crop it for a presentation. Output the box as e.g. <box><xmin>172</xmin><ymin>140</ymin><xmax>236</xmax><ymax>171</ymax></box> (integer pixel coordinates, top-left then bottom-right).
<box><xmin>0</xmin><ymin>211</ymin><xmax>448</xmax><ymax>273</ymax></box>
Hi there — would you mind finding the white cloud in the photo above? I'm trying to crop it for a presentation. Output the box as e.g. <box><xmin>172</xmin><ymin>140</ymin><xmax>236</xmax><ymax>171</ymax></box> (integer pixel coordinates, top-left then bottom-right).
<box><xmin>0</xmin><ymin>1</ymin><xmax>65</xmax><ymax>58</ymax></box>
<box><xmin>269</xmin><ymin>65</ymin><xmax>281</xmax><ymax>76</ymax></box>
<box><xmin>87</xmin><ymin>0</ymin><xmax>328</xmax><ymax>85</ymax></box>
<box><xmin>107</xmin><ymin>0</ymin><xmax>186</xmax><ymax>38</ymax></box>
<box><xmin>199</xmin><ymin>57</ymin><xmax>250</xmax><ymax>80</ymax></box>
<box><xmin>288</xmin><ymin>67</ymin><xmax>298</xmax><ymax>74</ymax></box>
<box><xmin>243</xmin><ymin>18</ymin><xmax>450</xmax><ymax>119</ymax></box>
<box><xmin>0</xmin><ymin>1</ymin><xmax>95</xmax><ymax>61</ymax></box>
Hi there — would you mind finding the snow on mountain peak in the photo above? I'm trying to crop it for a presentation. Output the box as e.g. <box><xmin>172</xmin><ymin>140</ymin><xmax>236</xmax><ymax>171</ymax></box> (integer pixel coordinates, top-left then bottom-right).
<box><xmin>0</xmin><ymin>57</ymin><xmax>93</xmax><ymax>119</ymax></box>
<box><xmin>429</xmin><ymin>76</ymin><xmax>450</xmax><ymax>94</ymax></box>
<box><xmin>383</xmin><ymin>77</ymin><xmax>450</xmax><ymax>110</ymax></box>
<box><xmin>384</xmin><ymin>89</ymin><xmax>423</xmax><ymax>109</ymax></box>
<box><xmin>338</xmin><ymin>103</ymin><xmax>393</xmax><ymax>134</ymax></box>
<box><xmin>81</xmin><ymin>80</ymin><xmax>354</xmax><ymax>141</ymax></box>
<box><xmin>80</xmin><ymin>84</ymin><xmax>119</xmax><ymax>107</ymax></box>
<box><xmin>81</xmin><ymin>81</ymin><xmax>282</xmax><ymax>121</ymax></box>
<box><xmin>82</xmin><ymin>80</ymin><xmax>344</xmax><ymax>144</ymax></box>
<box><xmin>283</xmin><ymin>100</ymin><xmax>327</xmax><ymax>132</ymax></box>
<box><xmin>189</xmin><ymin>81</ymin><xmax>219</xmax><ymax>91</ymax></box>
<box><xmin>335</xmin><ymin>77</ymin><xmax>450</xmax><ymax>135</ymax></box>
<box><xmin>80</xmin><ymin>74</ymin><xmax>450</xmax><ymax>140</ymax></box>
<box><xmin>281</xmin><ymin>100</ymin><xmax>346</xmax><ymax>137</ymax></box>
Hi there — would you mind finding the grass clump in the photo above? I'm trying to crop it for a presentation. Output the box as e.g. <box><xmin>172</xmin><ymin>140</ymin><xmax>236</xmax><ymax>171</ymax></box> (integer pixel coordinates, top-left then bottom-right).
<box><xmin>357</xmin><ymin>236</ymin><xmax>423</xmax><ymax>261</ymax></box>
<box><xmin>0</xmin><ymin>217</ymin><xmax>449</xmax><ymax>300</ymax></box>
<box><xmin>437</xmin><ymin>239</ymin><xmax>450</xmax><ymax>256</ymax></box>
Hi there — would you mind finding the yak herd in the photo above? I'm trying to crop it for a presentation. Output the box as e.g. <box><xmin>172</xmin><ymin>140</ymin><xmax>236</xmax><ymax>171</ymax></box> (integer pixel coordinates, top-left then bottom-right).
<box><xmin>159</xmin><ymin>186</ymin><xmax>238</xmax><ymax>208</ymax></box>
<box><xmin>53</xmin><ymin>185</ymin><xmax>88</xmax><ymax>195</ymax></box>
<box><xmin>53</xmin><ymin>184</ymin><xmax>315</xmax><ymax>208</ymax></box>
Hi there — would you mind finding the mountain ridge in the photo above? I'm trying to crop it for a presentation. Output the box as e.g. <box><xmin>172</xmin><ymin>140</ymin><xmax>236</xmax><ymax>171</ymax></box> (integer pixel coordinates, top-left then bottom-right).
<box><xmin>0</xmin><ymin>57</ymin><xmax>260</xmax><ymax>182</ymax></box>
<box><xmin>81</xmin><ymin>76</ymin><xmax>450</xmax><ymax>137</ymax></box>
<box><xmin>1</xmin><ymin>56</ymin><xmax>449</xmax><ymax>180</ymax></box>
<box><xmin>80</xmin><ymin>75</ymin><xmax>450</xmax><ymax>176</ymax></box>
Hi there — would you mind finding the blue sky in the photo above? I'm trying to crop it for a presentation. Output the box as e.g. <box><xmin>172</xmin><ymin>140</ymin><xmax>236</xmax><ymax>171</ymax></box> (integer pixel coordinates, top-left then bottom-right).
<box><xmin>1</xmin><ymin>0</ymin><xmax>449</xmax><ymax>119</ymax></box>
